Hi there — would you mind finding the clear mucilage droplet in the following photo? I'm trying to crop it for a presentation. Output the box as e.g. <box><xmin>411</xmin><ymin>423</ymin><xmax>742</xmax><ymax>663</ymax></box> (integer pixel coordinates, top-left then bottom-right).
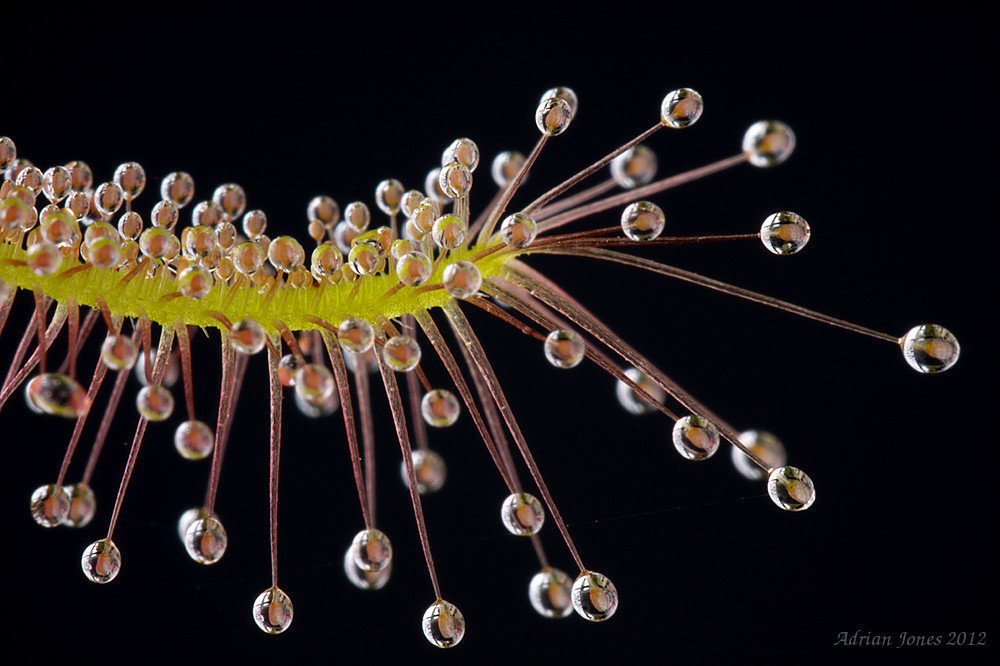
<box><xmin>30</xmin><ymin>483</ymin><xmax>70</xmax><ymax>527</ymax></box>
<box><xmin>184</xmin><ymin>515</ymin><xmax>228</xmax><ymax>564</ymax></box>
<box><xmin>136</xmin><ymin>385</ymin><xmax>174</xmax><ymax>421</ymax></box>
<box><xmin>766</xmin><ymin>465</ymin><xmax>816</xmax><ymax>511</ymax></box>
<box><xmin>901</xmin><ymin>324</ymin><xmax>960</xmax><ymax>373</ymax></box>
<box><xmin>252</xmin><ymin>586</ymin><xmax>293</xmax><ymax>634</ymax></box>
<box><xmin>544</xmin><ymin>329</ymin><xmax>585</xmax><ymax>369</ymax></box>
<box><xmin>24</xmin><ymin>373</ymin><xmax>90</xmax><ymax>417</ymax></box>
<box><xmin>620</xmin><ymin>200</ymin><xmax>665</xmax><ymax>241</ymax></box>
<box><xmin>174</xmin><ymin>420</ymin><xmax>214</xmax><ymax>460</ymax></box>
<box><xmin>742</xmin><ymin>120</ymin><xmax>796</xmax><ymax>167</ymax></box>
<box><xmin>62</xmin><ymin>482</ymin><xmax>96</xmax><ymax>528</ymax></box>
<box><xmin>615</xmin><ymin>367</ymin><xmax>666</xmax><ymax>415</ymax></box>
<box><xmin>733</xmin><ymin>430</ymin><xmax>787</xmax><ymax>481</ymax></box>
<box><xmin>672</xmin><ymin>414</ymin><xmax>721</xmax><ymax>461</ymax></box>
<box><xmin>571</xmin><ymin>570</ymin><xmax>618</xmax><ymax>621</ymax></box>
<box><xmin>351</xmin><ymin>528</ymin><xmax>393</xmax><ymax>572</ymax></box>
<box><xmin>382</xmin><ymin>335</ymin><xmax>421</xmax><ymax>372</ymax></box>
<box><xmin>344</xmin><ymin>543</ymin><xmax>392</xmax><ymax>590</ymax></box>
<box><xmin>500</xmin><ymin>492</ymin><xmax>545</xmax><ymax>536</ymax></box>
<box><xmin>420</xmin><ymin>389</ymin><xmax>460</xmax><ymax>427</ymax></box>
<box><xmin>529</xmin><ymin>567</ymin><xmax>574</xmax><ymax>619</ymax></box>
<box><xmin>81</xmin><ymin>538</ymin><xmax>121</xmax><ymax>584</ymax></box>
<box><xmin>401</xmin><ymin>449</ymin><xmax>447</xmax><ymax>494</ymax></box>
<box><xmin>760</xmin><ymin>211</ymin><xmax>810</xmax><ymax>255</ymax></box>
<box><xmin>422</xmin><ymin>599</ymin><xmax>465</xmax><ymax>648</ymax></box>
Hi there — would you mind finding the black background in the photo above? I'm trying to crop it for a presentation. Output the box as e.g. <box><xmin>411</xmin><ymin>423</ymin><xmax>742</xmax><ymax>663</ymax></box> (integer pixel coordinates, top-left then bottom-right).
<box><xmin>2</xmin><ymin>4</ymin><xmax>991</xmax><ymax>663</ymax></box>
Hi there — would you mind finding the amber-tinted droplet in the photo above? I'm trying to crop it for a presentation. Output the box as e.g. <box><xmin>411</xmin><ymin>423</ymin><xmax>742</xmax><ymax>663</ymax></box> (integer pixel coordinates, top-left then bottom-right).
<box><xmin>101</xmin><ymin>334</ymin><xmax>139</xmax><ymax>371</ymax></box>
<box><xmin>491</xmin><ymin>150</ymin><xmax>526</xmax><ymax>186</ymax></box>
<box><xmin>382</xmin><ymin>335</ymin><xmax>421</xmax><ymax>372</ymax></box>
<box><xmin>230</xmin><ymin>319</ymin><xmax>266</xmax><ymax>354</ymax></box>
<box><xmin>420</xmin><ymin>389</ymin><xmax>460</xmax><ymax>427</ymax></box>
<box><xmin>672</xmin><ymin>414</ymin><xmax>721</xmax><ymax>460</ymax></box>
<box><xmin>501</xmin><ymin>492</ymin><xmax>545</xmax><ymax>536</ymax></box>
<box><xmin>344</xmin><ymin>544</ymin><xmax>392</xmax><ymax>590</ymax></box>
<box><xmin>337</xmin><ymin>317</ymin><xmax>375</xmax><ymax>353</ymax></box>
<box><xmin>760</xmin><ymin>211</ymin><xmax>810</xmax><ymax>255</ymax></box>
<box><xmin>500</xmin><ymin>212</ymin><xmax>538</xmax><ymax>248</ymax></box>
<box><xmin>375</xmin><ymin>179</ymin><xmax>404</xmax><ymax>215</ymax></box>
<box><xmin>733</xmin><ymin>430</ymin><xmax>787</xmax><ymax>481</ymax></box>
<box><xmin>535</xmin><ymin>96</ymin><xmax>573</xmax><ymax>136</ymax></box>
<box><xmin>743</xmin><ymin>120</ymin><xmax>796</xmax><ymax>167</ymax></box>
<box><xmin>620</xmin><ymin>201</ymin><xmax>665</xmax><ymax>241</ymax></box>
<box><xmin>610</xmin><ymin>145</ymin><xmax>658</xmax><ymax>188</ymax></box>
<box><xmin>660</xmin><ymin>88</ymin><xmax>704</xmax><ymax>128</ymax></box>
<box><xmin>766</xmin><ymin>466</ymin><xmax>816</xmax><ymax>511</ymax></box>
<box><xmin>442</xmin><ymin>260</ymin><xmax>481</xmax><ymax>299</ymax></box>
<box><xmin>136</xmin><ymin>385</ymin><xmax>174</xmax><ymax>421</ymax></box>
<box><xmin>544</xmin><ymin>329</ymin><xmax>585</xmax><ymax>368</ymax></box>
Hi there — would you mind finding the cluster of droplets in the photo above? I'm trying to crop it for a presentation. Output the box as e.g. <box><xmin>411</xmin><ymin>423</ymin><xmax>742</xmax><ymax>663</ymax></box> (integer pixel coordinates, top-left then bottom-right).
<box><xmin>2</xmin><ymin>80</ymin><xmax>965</xmax><ymax>648</ymax></box>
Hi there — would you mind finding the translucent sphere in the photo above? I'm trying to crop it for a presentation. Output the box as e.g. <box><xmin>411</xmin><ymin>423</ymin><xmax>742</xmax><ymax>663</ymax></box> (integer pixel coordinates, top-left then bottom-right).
<box><xmin>424</xmin><ymin>167</ymin><xmax>448</xmax><ymax>203</ymax></box>
<box><xmin>396</xmin><ymin>251</ymin><xmax>433</xmax><ymax>286</ymax></box>
<box><xmin>151</xmin><ymin>200</ymin><xmax>179</xmax><ymax>229</ymax></box>
<box><xmin>442</xmin><ymin>260</ymin><xmax>481</xmax><ymax>299</ymax></box>
<box><xmin>94</xmin><ymin>181</ymin><xmax>124</xmax><ymax>215</ymax></box>
<box><xmin>177</xmin><ymin>507</ymin><xmax>214</xmax><ymax>542</ymax></box>
<box><xmin>41</xmin><ymin>207</ymin><xmax>79</xmax><ymax>246</ymax></box>
<box><xmin>382</xmin><ymin>335</ymin><xmax>421</xmax><ymax>372</ymax></box>
<box><xmin>15</xmin><ymin>165</ymin><xmax>43</xmax><ymax>194</ymax></box>
<box><xmin>160</xmin><ymin>172</ymin><xmax>195</xmax><ymax>207</ymax></box>
<box><xmin>0</xmin><ymin>136</ymin><xmax>16</xmax><ymax>171</ymax></box>
<box><xmin>535</xmin><ymin>96</ymin><xmax>573</xmax><ymax>136</ymax></box>
<box><xmin>192</xmin><ymin>201</ymin><xmax>224</xmax><ymax>228</ymax></box>
<box><xmin>500</xmin><ymin>492</ymin><xmax>545</xmax><ymax>536</ymax></box>
<box><xmin>571</xmin><ymin>571</ymin><xmax>618</xmax><ymax>621</ymax></box>
<box><xmin>401</xmin><ymin>449</ymin><xmax>447</xmax><ymax>494</ymax></box>
<box><xmin>491</xmin><ymin>150</ymin><xmax>526</xmax><ymax>186</ymax></box>
<box><xmin>232</xmin><ymin>240</ymin><xmax>265</xmax><ymax>275</ymax></box>
<box><xmin>81</xmin><ymin>538</ymin><xmax>121</xmax><ymax>584</ymax></box>
<box><xmin>213</xmin><ymin>183</ymin><xmax>246</xmax><ymax>220</ymax></box>
<box><xmin>277</xmin><ymin>354</ymin><xmax>306</xmax><ymax>386</ymax></box>
<box><xmin>174</xmin><ymin>420</ymin><xmax>214</xmax><ymax>460</ymax></box>
<box><xmin>343</xmin><ymin>543</ymin><xmax>392</xmax><ymax>590</ymax></box>
<box><xmin>438</xmin><ymin>162</ymin><xmax>472</xmax><ymax>199</ymax></box>
<box><xmin>42</xmin><ymin>166</ymin><xmax>72</xmax><ymax>203</ymax></box>
<box><xmin>65</xmin><ymin>160</ymin><xmax>93</xmax><ymax>191</ymax></box>
<box><xmin>660</xmin><ymin>88</ymin><xmax>704</xmax><ymax>128</ymax></box>
<box><xmin>230</xmin><ymin>319</ymin><xmax>266</xmax><ymax>354</ymax></box>
<box><xmin>178</xmin><ymin>265</ymin><xmax>214</xmax><ymax>299</ymax></box>
<box><xmin>431</xmin><ymin>214</ymin><xmax>467</xmax><ymax>249</ymax></box>
<box><xmin>0</xmin><ymin>196</ymin><xmax>32</xmax><ymax>231</ymax></box>
<box><xmin>26</xmin><ymin>241</ymin><xmax>62</xmax><ymax>275</ymax></box>
<box><xmin>267</xmin><ymin>235</ymin><xmax>305</xmax><ymax>273</ymax></box>
<box><xmin>733</xmin><ymin>430</ymin><xmax>787</xmax><ymax>481</ymax></box>
<box><xmin>767</xmin><ymin>466</ymin><xmax>816</xmax><ymax>511</ymax></box>
<box><xmin>134</xmin><ymin>350</ymin><xmax>180</xmax><ymax>388</ymax></box>
<box><xmin>184</xmin><ymin>224</ymin><xmax>217</xmax><ymax>258</ymax></box>
<box><xmin>344</xmin><ymin>201</ymin><xmax>371</xmax><ymax>231</ymax></box>
<box><xmin>375</xmin><ymin>179</ymin><xmax>405</xmax><ymax>215</ymax></box>
<box><xmin>252</xmin><ymin>586</ymin><xmax>293</xmax><ymax>634</ymax></box>
<box><xmin>66</xmin><ymin>191</ymin><xmax>91</xmax><ymax>218</ymax></box>
<box><xmin>351</xmin><ymin>528</ymin><xmax>393</xmax><ymax>572</ymax></box>
<box><xmin>544</xmin><ymin>329</ymin><xmax>585</xmax><ymax>369</ymax></box>
<box><xmin>24</xmin><ymin>372</ymin><xmax>90</xmax><ymax>417</ymax></box>
<box><xmin>338</xmin><ymin>317</ymin><xmax>375</xmax><ymax>353</ymax></box>
<box><xmin>540</xmin><ymin>86</ymin><xmax>579</xmax><ymax>119</ymax></box>
<box><xmin>615</xmin><ymin>367</ymin><xmax>666</xmax><ymax>415</ymax></box>
<box><xmin>742</xmin><ymin>120</ymin><xmax>796</xmax><ymax>167</ymax></box>
<box><xmin>294</xmin><ymin>363</ymin><xmax>335</xmax><ymax>404</ymax></box>
<box><xmin>529</xmin><ymin>567</ymin><xmax>574</xmax><ymax>618</ymax></box>
<box><xmin>294</xmin><ymin>385</ymin><xmax>340</xmax><ymax>417</ymax></box>
<box><xmin>421</xmin><ymin>389</ymin><xmax>460</xmax><ymax>427</ymax></box>
<box><xmin>422</xmin><ymin>599</ymin><xmax>465</xmax><ymax>648</ymax></box>
<box><xmin>136</xmin><ymin>385</ymin><xmax>174</xmax><ymax>421</ymax></box>
<box><xmin>347</xmin><ymin>241</ymin><xmax>380</xmax><ymax>276</ymax></box>
<box><xmin>307</xmin><ymin>195</ymin><xmax>339</xmax><ymax>225</ymax></box>
<box><xmin>30</xmin><ymin>483</ymin><xmax>70</xmax><ymax>527</ymax></box>
<box><xmin>500</xmin><ymin>212</ymin><xmax>538</xmax><ymax>248</ymax></box>
<box><xmin>672</xmin><ymin>414</ymin><xmax>721</xmax><ymax>461</ymax></box>
<box><xmin>184</xmin><ymin>515</ymin><xmax>228</xmax><ymax>564</ymax></box>
<box><xmin>620</xmin><ymin>201</ymin><xmax>665</xmax><ymax>241</ymax></box>
<box><xmin>761</xmin><ymin>211</ymin><xmax>810</xmax><ymax>255</ymax></box>
<box><xmin>117</xmin><ymin>210</ymin><xmax>143</xmax><ymax>240</ymax></box>
<box><xmin>310</xmin><ymin>243</ymin><xmax>343</xmax><ymax>279</ymax></box>
<box><xmin>610</xmin><ymin>145</ymin><xmax>657</xmax><ymax>188</ymax></box>
<box><xmin>901</xmin><ymin>324</ymin><xmax>960</xmax><ymax>373</ymax></box>
<box><xmin>138</xmin><ymin>227</ymin><xmax>178</xmax><ymax>261</ymax></box>
<box><xmin>443</xmin><ymin>138</ymin><xmax>480</xmax><ymax>172</ymax></box>
<box><xmin>61</xmin><ymin>482</ymin><xmax>96</xmax><ymax>528</ymax></box>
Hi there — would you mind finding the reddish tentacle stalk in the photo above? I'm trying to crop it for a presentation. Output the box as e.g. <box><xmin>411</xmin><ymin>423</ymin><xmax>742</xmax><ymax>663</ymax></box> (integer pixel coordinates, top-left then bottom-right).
<box><xmin>0</xmin><ymin>303</ymin><xmax>68</xmax><ymax>409</ymax></box>
<box><xmin>176</xmin><ymin>325</ymin><xmax>197</xmax><ymax>422</ymax></box>
<box><xmin>106</xmin><ymin>325</ymin><xmax>176</xmax><ymax>538</ymax></box>
<box><xmin>353</xmin><ymin>349</ymin><xmax>377</xmax><ymax>523</ymax></box>
<box><xmin>478</xmin><ymin>135</ymin><xmax>548</xmax><ymax>243</ymax></box>
<box><xmin>204</xmin><ymin>337</ymin><xmax>237</xmax><ymax>513</ymax></box>
<box><xmin>82</xmin><ymin>329</ymin><xmax>141</xmax><ymax>485</ymax></box>
<box><xmin>374</xmin><ymin>330</ymin><xmax>443</xmax><ymax>601</ymax></box>
<box><xmin>442</xmin><ymin>300</ymin><xmax>586</xmax><ymax>573</ymax></box>
<box><xmin>266</xmin><ymin>334</ymin><xmax>283</xmax><ymax>587</ymax></box>
<box><xmin>319</xmin><ymin>329</ymin><xmax>373</xmax><ymax>529</ymax></box>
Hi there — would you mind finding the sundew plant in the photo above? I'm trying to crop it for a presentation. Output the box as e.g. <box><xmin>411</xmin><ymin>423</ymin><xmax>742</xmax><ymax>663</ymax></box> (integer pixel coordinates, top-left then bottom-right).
<box><xmin>1</xmin><ymin>10</ymin><xmax>984</xmax><ymax>662</ymax></box>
